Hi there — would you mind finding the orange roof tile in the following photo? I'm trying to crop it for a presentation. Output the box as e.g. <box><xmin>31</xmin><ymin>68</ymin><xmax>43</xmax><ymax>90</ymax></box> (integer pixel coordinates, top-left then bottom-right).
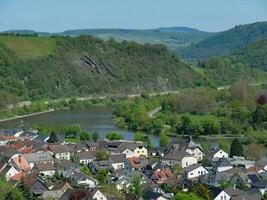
<box><xmin>13</xmin><ymin>155</ymin><xmax>31</xmax><ymax>172</ymax></box>
<box><xmin>9</xmin><ymin>171</ymin><xmax>27</xmax><ymax>181</ymax></box>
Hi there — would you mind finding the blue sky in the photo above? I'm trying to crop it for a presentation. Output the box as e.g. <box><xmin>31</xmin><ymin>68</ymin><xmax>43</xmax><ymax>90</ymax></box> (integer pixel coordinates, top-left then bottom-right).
<box><xmin>0</xmin><ymin>0</ymin><xmax>267</xmax><ymax>32</ymax></box>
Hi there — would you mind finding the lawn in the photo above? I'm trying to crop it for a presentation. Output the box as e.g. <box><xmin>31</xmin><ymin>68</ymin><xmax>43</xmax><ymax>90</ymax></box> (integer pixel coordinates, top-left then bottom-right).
<box><xmin>0</xmin><ymin>36</ymin><xmax>56</xmax><ymax>60</ymax></box>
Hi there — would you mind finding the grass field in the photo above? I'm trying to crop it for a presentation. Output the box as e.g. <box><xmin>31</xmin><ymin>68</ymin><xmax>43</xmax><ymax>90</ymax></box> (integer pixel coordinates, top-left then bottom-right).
<box><xmin>0</xmin><ymin>36</ymin><xmax>56</xmax><ymax>60</ymax></box>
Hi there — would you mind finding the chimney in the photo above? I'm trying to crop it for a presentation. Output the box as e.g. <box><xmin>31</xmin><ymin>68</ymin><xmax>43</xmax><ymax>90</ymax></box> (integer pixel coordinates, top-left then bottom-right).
<box><xmin>18</xmin><ymin>155</ymin><xmax>21</xmax><ymax>163</ymax></box>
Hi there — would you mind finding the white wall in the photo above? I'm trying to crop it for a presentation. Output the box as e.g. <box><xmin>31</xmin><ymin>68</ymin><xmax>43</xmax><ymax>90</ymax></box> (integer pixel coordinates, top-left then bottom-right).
<box><xmin>214</xmin><ymin>191</ymin><xmax>230</xmax><ymax>200</ymax></box>
<box><xmin>214</xmin><ymin>150</ymin><xmax>228</xmax><ymax>159</ymax></box>
<box><xmin>187</xmin><ymin>166</ymin><xmax>208</xmax><ymax>179</ymax></box>
<box><xmin>182</xmin><ymin>156</ymin><xmax>197</xmax><ymax>168</ymax></box>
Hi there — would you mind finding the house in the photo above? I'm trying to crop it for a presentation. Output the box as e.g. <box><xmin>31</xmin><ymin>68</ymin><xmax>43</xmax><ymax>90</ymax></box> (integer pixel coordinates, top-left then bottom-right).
<box><xmin>0</xmin><ymin>135</ymin><xmax>17</xmax><ymax>146</ymax></box>
<box><xmin>111</xmin><ymin>170</ymin><xmax>147</xmax><ymax>192</ymax></box>
<box><xmin>251</xmin><ymin>180</ymin><xmax>267</xmax><ymax>195</ymax></box>
<box><xmin>60</xmin><ymin>189</ymin><xmax>107</xmax><ymax>200</ymax></box>
<box><xmin>143</xmin><ymin>161</ymin><xmax>171</xmax><ymax>178</ymax></box>
<box><xmin>223</xmin><ymin>188</ymin><xmax>261</xmax><ymax>200</ymax></box>
<box><xmin>150</xmin><ymin>169</ymin><xmax>177</xmax><ymax>185</ymax></box>
<box><xmin>162</xmin><ymin>151</ymin><xmax>197</xmax><ymax>168</ymax></box>
<box><xmin>142</xmin><ymin>190</ymin><xmax>169</xmax><ymax>200</ymax></box>
<box><xmin>109</xmin><ymin>154</ymin><xmax>126</xmax><ymax>170</ymax></box>
<box><xmin>149</xmin><ymin>147</ymin><xmax>166</xmax><ymax>157</ymax></box>
<box><xmin>210</xmin><ymin>187</ymin><xmax>231</xmax><ymax>200</ymax></box>
<box><xmin>213</xmin><ymin>158</ymin><xmax>233</xmax><ymax>172</ymax></box>
<box><xmin>88</xmin><ymin>160</ymin><xmax>113</xmax><ymax>174</ymax></box>
<box><xmin>201</xmin><ymin>170</ymin><xmax>231</xmax><ymax>187</ymax></box>
<box><xmin>208</xmin><ymin>148</ymin><xmax>229</xmax><ymax>160</ymax></box>
<box><xmin>12</xmin><ymin>155</ymin><xmax>31</xmax><ymax>172</ymax></box>
<box><xmin>107</xmin><ymin>141</ymin><xmax>148</xmax><ymax>158</ymax></box>
<box><xmin>34</xmin><ymin>162</ymin><xmax>55</xmax><ymax>177</ymax></box>
<box><xmin>167</xmin><ymin>137</ymin><xmax>204</xmax><ymax>161</ymax></box>
<box><xmin>226</xmin><ymin>156</ymin><xmax>255</xmax><ymax>169</ymax></box>
<box><xmin>57</xmin><ymin>165</ymin><xmax>80</xmax><ymax>178</ymax></box>
<box><xmin>70</xmin><ymin>172</ymin><xmax>99</xmax><ymax>188</ymax></box>
<box><xmin>256</xmin><ymin>157</ymin><xmax>267</xmax><ymax>172</ymax></box>
<box><xmin>41</xmin><ymin>190</ymin><xmax>65</xmax><ymax>200</ymax></box>
<box><xmin>86</xmin><ymin>141</ymin><xmax>100</xmax><ymax>151</ymax></box>
<box><xmin>23</xmin><ymin>152</ymin><xmax>54</xmax><ymax>164</ymax></box>
<box><xmin>183</xmin><ymin>164</ymin><xmax>208</xmax><ymax>180</ymax></box>
<box><xmin>125</xmin><ymin>156</ymin><xmax>148</xmax><ymax>171</ymax></box>
<box><xmin>73</xmin><ymin>151</ymin><xmax>96</xmax><ymax>164</ymax></box>
<box><xmin>48</xmin><ymin>144</ymin><xmax>71</xmax><ymax>160</ymax></box>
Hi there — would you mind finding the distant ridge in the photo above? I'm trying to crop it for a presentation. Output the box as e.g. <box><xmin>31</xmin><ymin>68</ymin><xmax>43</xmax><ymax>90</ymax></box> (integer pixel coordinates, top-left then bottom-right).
<box><xmin>180</xmin><ymin>21</ymin><xmax>267</xmax><ymax>59</ymax></box>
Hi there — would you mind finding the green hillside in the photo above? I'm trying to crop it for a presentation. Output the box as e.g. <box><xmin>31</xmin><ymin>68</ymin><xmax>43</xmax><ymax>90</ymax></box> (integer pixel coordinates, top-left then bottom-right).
<box><xmin>230</xmin><ymin>37</ymin><xmax>267</xmax><ymax>71</ymax></box>
<box><xmin>0</xmin><ymin>36</ymin><xmax>55</xmax><ymax>60</ymax></box>
<box><xmin>58</xmin><ymin>28</ymin><xmax>213</xmax><ymax>51</ymax></box>
<box><xmin>0</xmin><ymin>35</ymin><xmax>208</xmax><ymax>102</ymax></box>
<box><xmin>179</xmin><ymin>22</ymin><xmax>267</xmax><ymax>59</ymax></box>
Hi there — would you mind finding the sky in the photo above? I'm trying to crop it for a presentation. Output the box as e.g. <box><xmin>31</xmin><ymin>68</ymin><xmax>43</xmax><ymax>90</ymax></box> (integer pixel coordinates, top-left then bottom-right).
<box><xmin>0</xmin><ymin>0</ymin><xmax>267</xmax><ymax>32</ymax></box>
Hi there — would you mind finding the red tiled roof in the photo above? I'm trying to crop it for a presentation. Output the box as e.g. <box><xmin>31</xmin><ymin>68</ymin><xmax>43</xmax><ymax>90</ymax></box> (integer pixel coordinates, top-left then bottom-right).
<box><xmin>13</xmin><ymin>155</ymin><xmax>31</xmax><ymax>172</ymax></box>
<box><xmin>9</xmin><ymin>171</ymin><xmax>27</xmax><ymax>181</ymax></box>
<box><xmin>153</xmin><ymin>169</ymin><xmax>176</xmax><ymax>184</ymax></box>
<box><xmin>19</xmin><ymin>146</ymin><xmax>34</xmax><ymax>154</ymax></box>
<box><xmin>0</xmin><ymin>135</ymin><xmax>17</xmax><ymax>141</ymax></box>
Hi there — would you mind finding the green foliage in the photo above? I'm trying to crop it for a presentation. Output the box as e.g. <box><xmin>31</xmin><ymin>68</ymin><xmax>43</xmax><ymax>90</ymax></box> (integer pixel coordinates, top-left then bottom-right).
<box><xmin>96</xmin><ymin>150</ymin><xmax>109</xmax><ymax>161</ymax></box>
<box><xmin>230</xmin><ymin>138</ymin><xmax>244</xmax><ymax>157</ymax></box>
<box><xmin>47</xmin><ymin>131</ymin><xmax>58</xmax><ymax>143</ymax></box>
<box><xmin>175</xmin><ymin>192</ymin><xmax>203</xmax><ymax>200</ymax></box>
<box><xmin>181</xmin><ymin>22</ymin><xmax>267</xmax><ymax>59</ymax></box>
<box><xmin>129</xmin><ymin>176</ymin><xmax>142</xmax><ymax>197</ymax></box>
<box><xmin>92</xmin><ymin>131</ymin><xmax>100</xmax><ymax>142</ymax></box>
<box><xmin>96</xmin><ymin>169</ymin><xmax>108</xmax><ymax>184</ymax></box>
<box><xmin>0</xmin><ymin>179</ymin><xmax>25</xmax><ymax>200</ymax></box>
<box><xmin>0</xmin><ymin>35</ymin><xmax>206</xmax><ymax>102</ymax></box>
<box><xmin>64</xmin><ymin>124</ymin><xmax>82</xmax><ymax>138</ymax></box>
<box><xmin>159</xmin><ymin>133</ymin><xmax>169</xmax><ymax>147</ymax></box>
<box><xmin>194</xmin><ymin>183</ymin><xmax>211</xmax><ymax>200</ymax></box>
<box><xmin>80</xmin><ymin>131</ymin><xmax>91</xmax><ymax>141</ymax></box>
<box><xmin>106</xmin><ymin>132</ymin><xmax>124</xmax><ymax>141</ymax></box>
<box><xmin>16</xmin><ymin>178</ymin><xmax>33</xmax><ymax>200</ymax></box>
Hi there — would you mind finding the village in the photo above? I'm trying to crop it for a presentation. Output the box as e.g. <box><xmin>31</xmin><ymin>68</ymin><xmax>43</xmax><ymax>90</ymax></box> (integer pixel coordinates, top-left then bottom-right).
<box><xmin>0</xmin><ymin>128</ymin><xmax>266</xmax><ymax>200</ymax></box>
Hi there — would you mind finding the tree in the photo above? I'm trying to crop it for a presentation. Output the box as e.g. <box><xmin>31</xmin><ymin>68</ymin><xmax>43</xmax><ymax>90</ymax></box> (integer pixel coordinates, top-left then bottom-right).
<box><xmin>175</xmin><ymin>192</ymin><xmax>203</xmax><ymax>200</ymax></box>
<box><xmin>64</xmin><ymin>124</ymin><xmax>82</xmax><ymax>138</ymax></box>
<box><xmin>194</xmin><ymin>183</ymin><xmax>211</xmax><ymax>200</ymax></box>
<box><xmin>159</xmin><ymin>133</ymin><xmax>169</xmax><ymax>147</ymax></box>
<box><xmin>80</xmin><ymin>131</ymin><xmax>91</xmax><ymax>141</ymax></box>
<box><xmin>96</xmin><ymin>150</ymin><xmax>109</xmax><ymax>161</ymax></box>
<box><xmin>96</xmin><ymin>169</ymin><xmax>108</xmax><ymax>184</ymax></box>
<box><xmin>129</xmin><ymin>176</ymin><xmax>142</xmax><ymax>197</ymax></box>
<box><xmin>47</xmin><ymin>131</ymin><xmax>58</xmax><ymax>143</ymax></box>
<box><xmin>16</xmin><ymin>178</ymin><xmax>33</xmax><ymax>200</ymax></box>
<box><xmin>257</xmin><ymin>94</ymin><xmax>267</xmax><ymax>105</ymax></box>
<box><xmin>106</xmin><ymin>132</ymin><xmax>124</xmax><ymax>141</ymax></box>
<box><xmin>92</xmin><ymin>131</ymin><xmax>100</xmax><ymax>141</ymax></box>
<box><xmin>246</xmin><ymin>143</ymin><xmax>264</xmax><ymax>160</ymax></box>
<box><xmin>230</xmin><ymin>138</ymin><xmax>244</xmax><ymax>157</ymax></box>
<box><xmin>134</xmin><ymin>132</ymin><xmax>144</xmax><ymax>141</ymax></box>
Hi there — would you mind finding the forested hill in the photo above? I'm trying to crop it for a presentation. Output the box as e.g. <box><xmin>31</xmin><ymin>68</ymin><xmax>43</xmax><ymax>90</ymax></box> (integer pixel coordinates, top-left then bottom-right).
<box><xmin>0</xmin><ymin>35</ymin><xmax>208</xmax><ymax>102</ymax></box>
<box><xmin>180</xmin><ymin>22</ymin><xmax>267</xmax><ymax>59</ymax></box>
<box><xmin>230</xmin><ymin>37</ymin><xmax>267</xmax><ymax>71</ymax></box>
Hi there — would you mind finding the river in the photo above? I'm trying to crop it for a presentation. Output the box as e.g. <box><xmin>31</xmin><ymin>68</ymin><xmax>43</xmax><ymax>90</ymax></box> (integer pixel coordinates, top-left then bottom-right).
<box><xmin>0</xmin><ymin>106</ymin><xmax>160</xmax><ymax>146</ymax></box>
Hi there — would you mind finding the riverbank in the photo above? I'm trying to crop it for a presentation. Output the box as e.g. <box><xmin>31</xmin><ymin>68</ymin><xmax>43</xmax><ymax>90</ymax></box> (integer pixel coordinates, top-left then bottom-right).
<box><xmin>0</xmin><ymin>109</ymin><xmax>56</xmax><ymax>123</ymax></box>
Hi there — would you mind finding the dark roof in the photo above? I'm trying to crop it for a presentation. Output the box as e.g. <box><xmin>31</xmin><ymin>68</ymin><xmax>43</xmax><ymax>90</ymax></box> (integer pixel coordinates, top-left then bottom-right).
<box><xmin>49</xmin><ymin>144</ymin><xmax>70</xmax><ymax>153</ymax></box>
<box><xmin>209</xmin><ymin>187</ymin><xmax>223</xmax><ymax>198</ymax></box>
<box><xmin>109</xmin><ymin>154</ymin><xmax>125</xmax><ymax>163</ymax></box>
<box><xmin>142</xmin><ymin>190</ymin><xmax>162</xmax><ymax>200</ymax></box>
<box><xmin>183</xmin><ymin>164</ymin><xmax>203</xmax><ymax>172</ymax></box>
<box><xmin>163</xmin><ymin>151</ymin><xmax>193</xmax><ymax>161</ymax></box>
<box><xmin>251</xmin><ymin>180</ymin><xmax>267</xmax><ymax>188</ymax></box>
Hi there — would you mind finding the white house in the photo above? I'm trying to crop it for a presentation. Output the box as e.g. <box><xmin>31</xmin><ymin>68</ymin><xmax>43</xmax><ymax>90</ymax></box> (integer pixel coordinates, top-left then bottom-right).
<box><xmin>91</xmin><ymin>190</ymin><xmax>107</xmax><ymax>200</ymax></box>
<box><xmin>48</xmin><ymin>144</ymin><xmax>70</xmax><ymax>160</ymax></box>
<box><xmin>109</xmin><ymin>154</ymin><xmax>125</xmax><ymax>170</ymax></box>
<box><xmin>162</xmin><ymin>151</ymin><xmax>197</xmax><ymax>168</ymax></box>
<box><xmin>212</xmin><ymin>189</ymin><xmax>231</xmax><ymax>200</ymax></box>
<box><xmin>184</xmin><ymin>164</ymin><xmax>209</xmax><ymax>180</ymax></box>
<box><xmin>5</xmin><ymin>165</ymin><xmax>19</xmax><ymax>181</ymax></box>
<box><xmin>35</xmin><ymin>162</ymin><xmax>55</xmax><ymax>177</ymax></box>
<box><xmin>213</xmin><ymin>149</ymin><xmax>228</xmax><ymax>159</ymax></box>
<box><xmin>73</xmin><ymin>151</ymin><xmax>96</xmax><ymax>164</ymax></box>
<box><xmin>70</xmin><ymin>173</ymin><xmax>99</xmax><ymax>188</ymax></box>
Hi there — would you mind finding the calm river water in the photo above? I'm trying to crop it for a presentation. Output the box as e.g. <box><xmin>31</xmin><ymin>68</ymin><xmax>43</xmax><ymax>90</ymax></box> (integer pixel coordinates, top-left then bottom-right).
<box><xmin>0</xmin><ymin>106</ymin><xmax>160</xmax><ymax>146</ymax></box>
